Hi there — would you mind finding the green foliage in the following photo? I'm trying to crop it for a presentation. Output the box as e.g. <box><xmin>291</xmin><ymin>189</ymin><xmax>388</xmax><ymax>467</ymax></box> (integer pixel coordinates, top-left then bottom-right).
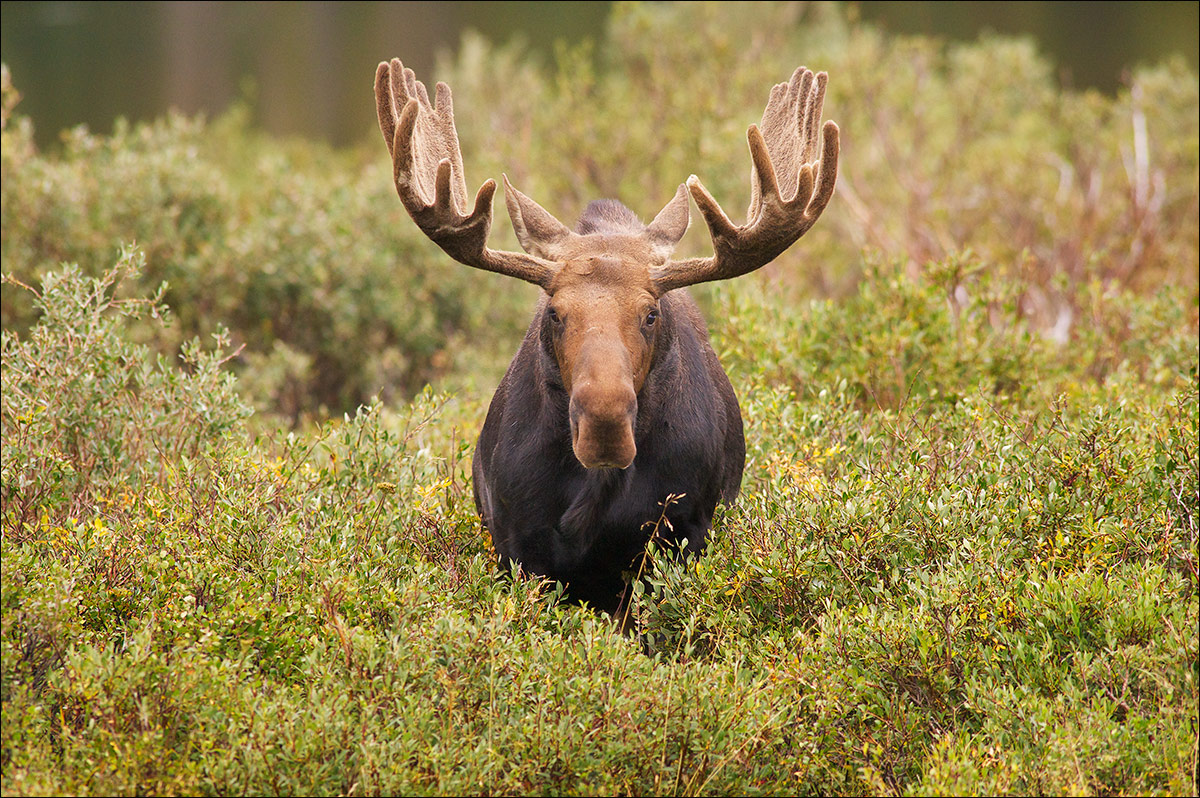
<box><xmin>2</xmin><ymin>255</ymin><xmax>1194</xmax><ymax>795</ymax></box>
<box><xmin>1</xmin><ymin>251</ymin><xmax>250</xmax><ymax>533</ymax></box>
<box><xmin>2</xmin><ymin>3</ymin><xmax>1198</xmax><ymax>796</ymax></box>
<box><xmin>1</xmin><ymin>68</ymin><xmax>532</xmax><ymax>422</ymax></box>
<box><xmin>4</xmin><ymin>253</ymin><xmax>1195</xmax><ymax>792</ymax></box>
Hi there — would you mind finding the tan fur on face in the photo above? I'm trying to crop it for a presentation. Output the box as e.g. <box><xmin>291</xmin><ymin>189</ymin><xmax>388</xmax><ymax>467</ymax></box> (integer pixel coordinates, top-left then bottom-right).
<box><xmin>547</xmin><ymin>253</ymin><xmax>660</xmax><ymax>469</ymax></box>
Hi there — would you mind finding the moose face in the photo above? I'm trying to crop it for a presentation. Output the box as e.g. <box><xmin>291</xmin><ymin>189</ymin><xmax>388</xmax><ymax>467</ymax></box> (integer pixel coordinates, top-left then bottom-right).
<box><xmin>544</xmin><ymin>254</ymin><xmax>661</xmax><ymax>469</ymax></box>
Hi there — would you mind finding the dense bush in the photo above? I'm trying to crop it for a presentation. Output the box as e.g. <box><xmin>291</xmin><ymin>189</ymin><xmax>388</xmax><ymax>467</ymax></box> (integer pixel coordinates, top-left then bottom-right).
<box><xmin>1</xmin><ymin>252</ymin><xmax>250</xmax><ymax>535</ymax></box>
<box><xmin>1</xmin><ymin>67</ymin><xmax>531</xmax><ymax>422</ymax></box>
<box><xmin>2</xmin><ymin>2</ymin><xmax>1197</xmax><ymax>795</ymax></box>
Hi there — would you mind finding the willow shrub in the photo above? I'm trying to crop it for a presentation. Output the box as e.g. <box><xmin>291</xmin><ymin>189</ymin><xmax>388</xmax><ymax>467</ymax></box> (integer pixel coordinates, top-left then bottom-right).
<box><xmin>0</xmin><ymin>69</ymin><xmax>530</xmax><ymax>423</ymax></box>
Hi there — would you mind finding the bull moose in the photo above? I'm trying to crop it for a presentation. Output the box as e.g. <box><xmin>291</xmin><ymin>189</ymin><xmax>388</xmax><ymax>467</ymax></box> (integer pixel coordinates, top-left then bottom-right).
<box><xmin>375</xmin><ymin>58</ymin><xmax>838</xmax><ymax>619</ymax></box>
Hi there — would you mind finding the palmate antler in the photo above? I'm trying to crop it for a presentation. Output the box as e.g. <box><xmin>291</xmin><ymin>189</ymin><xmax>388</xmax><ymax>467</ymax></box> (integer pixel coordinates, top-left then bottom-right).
<box><xmin>374</xmin><ymin>58</ymin><xmax>556</xmax><ymax>287</ymax></box>
<box><xmin>651</xmin><ymin>67</ymin><xmax>840</xmax><ymax>292</ymax></box>
<box><xmin>376</xmin><ymin>59</ymin><xmax>838</xmax><ymax>293</ymax></box>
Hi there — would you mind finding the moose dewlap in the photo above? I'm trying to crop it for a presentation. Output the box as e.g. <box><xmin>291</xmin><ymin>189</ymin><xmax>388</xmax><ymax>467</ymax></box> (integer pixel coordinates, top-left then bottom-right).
<box><xmin>375</xmin><ymin>58</ymin><xmax>839</xmax><ymax>617</ymax></box>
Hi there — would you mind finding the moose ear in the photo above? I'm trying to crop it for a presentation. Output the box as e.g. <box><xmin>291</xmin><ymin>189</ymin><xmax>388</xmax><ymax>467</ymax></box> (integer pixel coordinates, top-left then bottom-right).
<box><xmin>503</xmin><ymin>175</ymin><xmax>572</xmax><ymax>260</ymax></box>
<box><xmin>645</xmin><ymin>184</ymin><xmax>691</xmax><ymax>258</ymax></box>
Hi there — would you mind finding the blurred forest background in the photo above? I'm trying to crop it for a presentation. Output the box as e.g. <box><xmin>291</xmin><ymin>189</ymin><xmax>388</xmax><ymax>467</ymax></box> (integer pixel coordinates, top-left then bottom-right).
<box><xmin>2</xmin><ymin>0</ymin><xmax>1197</xmax><ymax>421</ymax></box>
<box><xmin>2</xmin><ymin>1</ymin><xmax>1198</xmax><ymax>149</ymax></box>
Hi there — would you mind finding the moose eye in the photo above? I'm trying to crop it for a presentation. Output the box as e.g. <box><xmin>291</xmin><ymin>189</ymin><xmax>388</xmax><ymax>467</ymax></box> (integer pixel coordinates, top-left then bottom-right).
<box><xmin>548</xmin><ymin>306</ymin><xmax>563</xmax><ymax>326</ymax></box>
<box><xmin>644</xmin><ymin>308</ymin><xmax>659</xmax><ymax>327</ymax></box>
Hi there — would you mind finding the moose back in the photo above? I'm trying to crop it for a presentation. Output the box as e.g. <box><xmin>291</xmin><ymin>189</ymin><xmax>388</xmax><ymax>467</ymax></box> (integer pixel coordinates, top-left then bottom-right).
<box><xmin>375</xmin><ymin>59</ymin><xmax>839</xmax><ymax>616</ymax></box>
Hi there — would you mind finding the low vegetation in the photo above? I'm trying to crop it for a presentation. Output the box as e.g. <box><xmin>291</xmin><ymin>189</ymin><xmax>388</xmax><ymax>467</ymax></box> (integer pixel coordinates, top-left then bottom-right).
<box><xmin>2</xmin><ymin>2</ymin><xmax>1197</xmax><ymax>795</ymax></box>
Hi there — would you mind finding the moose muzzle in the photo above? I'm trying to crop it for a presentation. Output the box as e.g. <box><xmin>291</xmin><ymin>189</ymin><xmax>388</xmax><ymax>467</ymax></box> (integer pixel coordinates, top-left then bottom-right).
<box><xmin>569</xmin><ymin>382</ymin><xmax>638</xmax><ymax>469</ymax></box>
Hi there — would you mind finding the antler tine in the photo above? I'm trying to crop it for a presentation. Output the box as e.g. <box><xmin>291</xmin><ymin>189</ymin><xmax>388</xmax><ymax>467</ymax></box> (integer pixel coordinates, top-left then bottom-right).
<box><xmin>375</xmin><ymin>62</ymin><xmax>396</xmax><ymax>157</ymax></box>
<box><xmin>375</xmin><ymin>58</ymin><xmax>556</xmax><ymax>287</ymax></box>
<box><xmin>652</xmin><ymin>67</ymin><xmax>840</xmax><ymax>293</ymax></box>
